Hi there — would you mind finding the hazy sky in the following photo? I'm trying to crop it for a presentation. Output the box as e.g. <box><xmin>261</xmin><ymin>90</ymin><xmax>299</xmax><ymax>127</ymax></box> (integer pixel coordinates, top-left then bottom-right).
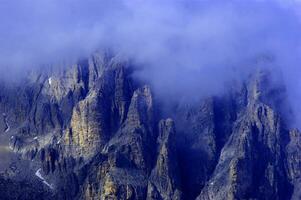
<box><xmin>1</xmin><ymin>0</ymin><xmax>301</xmax><ymax>125</ymax></box>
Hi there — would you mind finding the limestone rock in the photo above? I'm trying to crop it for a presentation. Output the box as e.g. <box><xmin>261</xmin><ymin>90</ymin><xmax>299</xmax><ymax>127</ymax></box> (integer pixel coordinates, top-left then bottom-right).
<box><xmin>147</xmin><ymin>119</ymin><xmax>182</xmax><ymax>200</ymax></box>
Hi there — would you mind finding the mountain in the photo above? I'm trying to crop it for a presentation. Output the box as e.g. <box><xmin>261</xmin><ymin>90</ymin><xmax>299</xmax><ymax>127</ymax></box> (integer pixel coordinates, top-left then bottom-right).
<box><xmin>0</xmin><ymin>52</ymin><xmax>300</xmax><ymax>200</ymax></box>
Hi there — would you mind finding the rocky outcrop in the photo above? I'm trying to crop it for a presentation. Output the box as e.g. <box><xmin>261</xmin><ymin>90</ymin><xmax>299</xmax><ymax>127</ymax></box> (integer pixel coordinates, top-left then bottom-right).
<box><xmin>64</xmin><ymin>55</ymin><xmax>133</xmax><ymax>160</ymax></box>
<box><xmin>147</xmin><ymin>119</ymin><xmax>182</xmax><ymax>200</ymax></box>
<box><xmin>286</xmin><ymin>130</ymin><xmax>301</xmax><ymax>200</ymax></box>
<box><xmin>197</xmin><ymin>70</ymin><xmax>293</xmax><ymax>200</ymax></box>
<box><xmin>95</xmin><ymin>85</ymin><xmax>155</xmax><ymax>200</ymax></box>
<box><xmin>197</xmin><ymin>104</ymin><xmax>291</xmax><ymax>200</ymax></box>
<box><xmin>64</xmin><ymin>90</ymin><xmax>108</xmax><ymax>159</ymax></box>
<box><xmin>0</xmin><ymin>54</ymin><xmax>300</xmax><ymax>200</ymax></box>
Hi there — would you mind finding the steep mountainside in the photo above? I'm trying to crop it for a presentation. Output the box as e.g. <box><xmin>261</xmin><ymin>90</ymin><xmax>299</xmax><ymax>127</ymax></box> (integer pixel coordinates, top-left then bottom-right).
<box><xmin>0</xmin><ymin>52</ymin><xmax>300</xmax><ymax>200</ymax></box>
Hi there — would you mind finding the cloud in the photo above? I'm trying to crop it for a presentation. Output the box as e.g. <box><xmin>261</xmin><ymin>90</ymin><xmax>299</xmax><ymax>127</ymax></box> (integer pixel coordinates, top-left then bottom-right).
<box><xmin>1</xmin><ymin>0</ymin><xmax>301</xmax><ymax>126</ymax></box>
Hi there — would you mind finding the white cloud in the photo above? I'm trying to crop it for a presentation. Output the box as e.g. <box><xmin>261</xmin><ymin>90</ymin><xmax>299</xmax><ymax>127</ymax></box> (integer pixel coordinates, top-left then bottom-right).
<box><xmin>1</xmin><ymin>0</ymin><xmax>301</xmax><ymax>126</ymax></box>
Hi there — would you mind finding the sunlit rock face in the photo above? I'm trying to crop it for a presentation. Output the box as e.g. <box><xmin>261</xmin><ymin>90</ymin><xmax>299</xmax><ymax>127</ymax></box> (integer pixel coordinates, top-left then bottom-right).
<box><xmin>0</xmin><ymin>52</ymin><xmax>300</xmax><ymax>200</ymax></box>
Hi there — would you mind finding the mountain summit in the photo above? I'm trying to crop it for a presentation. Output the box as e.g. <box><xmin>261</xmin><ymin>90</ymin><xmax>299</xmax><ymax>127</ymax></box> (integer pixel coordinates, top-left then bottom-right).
<box><xmin>0</xmin><ymin>52</ymin><xmax>299</xmax><ymax>200</ymax></box>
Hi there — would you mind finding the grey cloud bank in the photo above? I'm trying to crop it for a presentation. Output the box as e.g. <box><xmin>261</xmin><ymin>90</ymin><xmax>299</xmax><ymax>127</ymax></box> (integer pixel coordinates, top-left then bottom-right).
<box><xmin>1</xmin><ymin>0</ymin><xmax>301</xmax><ymax>125</ymax></box>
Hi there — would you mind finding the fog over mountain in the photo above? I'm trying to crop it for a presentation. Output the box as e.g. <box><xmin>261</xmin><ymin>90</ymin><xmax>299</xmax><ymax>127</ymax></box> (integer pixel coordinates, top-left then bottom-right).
<box><xmin>0</xmin><ymin>2</ymin><xmax>300</xmax><ymax>92</ymax></box>
<box><xmin>2</xmin><ymin>0</ymin><xmax>301</xmax><ymax>125</ymax></box>
<box><xmin>1</xmin><ymin>1</ymin><xmax>301</xmax><ymax>200</ymax></box>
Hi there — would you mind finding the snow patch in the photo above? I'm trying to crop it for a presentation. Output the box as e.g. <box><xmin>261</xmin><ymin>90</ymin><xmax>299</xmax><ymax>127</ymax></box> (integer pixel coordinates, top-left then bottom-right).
<box><xmin>2</xmin><ymin>113</ymin><xmax>10</xmax><ymax>133</ymax></box>
<box><xmin>5</xmin><ymin>127</ymin><xmax>10</xmax><ymax>133</ymax></box>
<box><xmin>57</xmin><ymin>138</ymin><xmax>61</xmax><ymax>144</ymax></box>
<box><xmin>33</xmin><ymin>136</ymin><xmax>38</xmax><ymax>140</ymax></box>
<box><xmin>35</xmin><ymin>168</ymin><xmax>54</xmax><ymax>189</ymax></box>
<box><xmin>48</xmin><ymin>77</ymin><xmax>53</xmax><ymax>85</ymax></box>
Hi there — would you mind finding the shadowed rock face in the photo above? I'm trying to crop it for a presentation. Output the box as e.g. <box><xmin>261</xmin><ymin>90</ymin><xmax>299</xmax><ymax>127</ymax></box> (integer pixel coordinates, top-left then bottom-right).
<box><xmin>0</xmin><ymin>53</ymin><xmax>300</xmax><ymax>200</ymax></box>
<box><xmin>147</xmin><ymin>119</ymin><xmax>182</xmax><ymax>200</ymax></box>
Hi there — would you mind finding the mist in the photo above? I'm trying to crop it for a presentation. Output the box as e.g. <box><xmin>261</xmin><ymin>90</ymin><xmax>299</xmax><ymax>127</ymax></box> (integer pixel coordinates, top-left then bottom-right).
<box><xmin>1</xmin><ymin>0</ymin><xmax>301</xmax><ymax>126</ymax></box>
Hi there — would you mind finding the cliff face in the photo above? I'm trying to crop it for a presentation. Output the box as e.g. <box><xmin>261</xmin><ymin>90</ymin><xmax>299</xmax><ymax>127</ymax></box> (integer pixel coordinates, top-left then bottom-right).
<box><xmin>0</xmin><ymin>52</ymin><xmax>300</xmax><ymax>200</ymax></box>
<box><xmin>197</xmin><ymin>76</ymin><xmax>291</xmax><ymax>200</ymax></box>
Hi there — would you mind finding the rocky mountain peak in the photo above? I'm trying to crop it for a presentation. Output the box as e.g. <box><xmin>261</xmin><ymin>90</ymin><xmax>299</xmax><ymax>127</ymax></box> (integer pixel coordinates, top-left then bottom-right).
<box><xmin>0</xmin><ymin>53</ymin><xmax>300</xmax><ymax>200</ymax></box>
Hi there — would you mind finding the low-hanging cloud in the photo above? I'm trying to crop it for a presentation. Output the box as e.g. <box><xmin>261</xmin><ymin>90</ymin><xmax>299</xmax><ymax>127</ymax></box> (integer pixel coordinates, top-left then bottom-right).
<box><xmin>1</xmin><ymin>0</ymin><xmax>301</xmax><ymax>126</ymax></box>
